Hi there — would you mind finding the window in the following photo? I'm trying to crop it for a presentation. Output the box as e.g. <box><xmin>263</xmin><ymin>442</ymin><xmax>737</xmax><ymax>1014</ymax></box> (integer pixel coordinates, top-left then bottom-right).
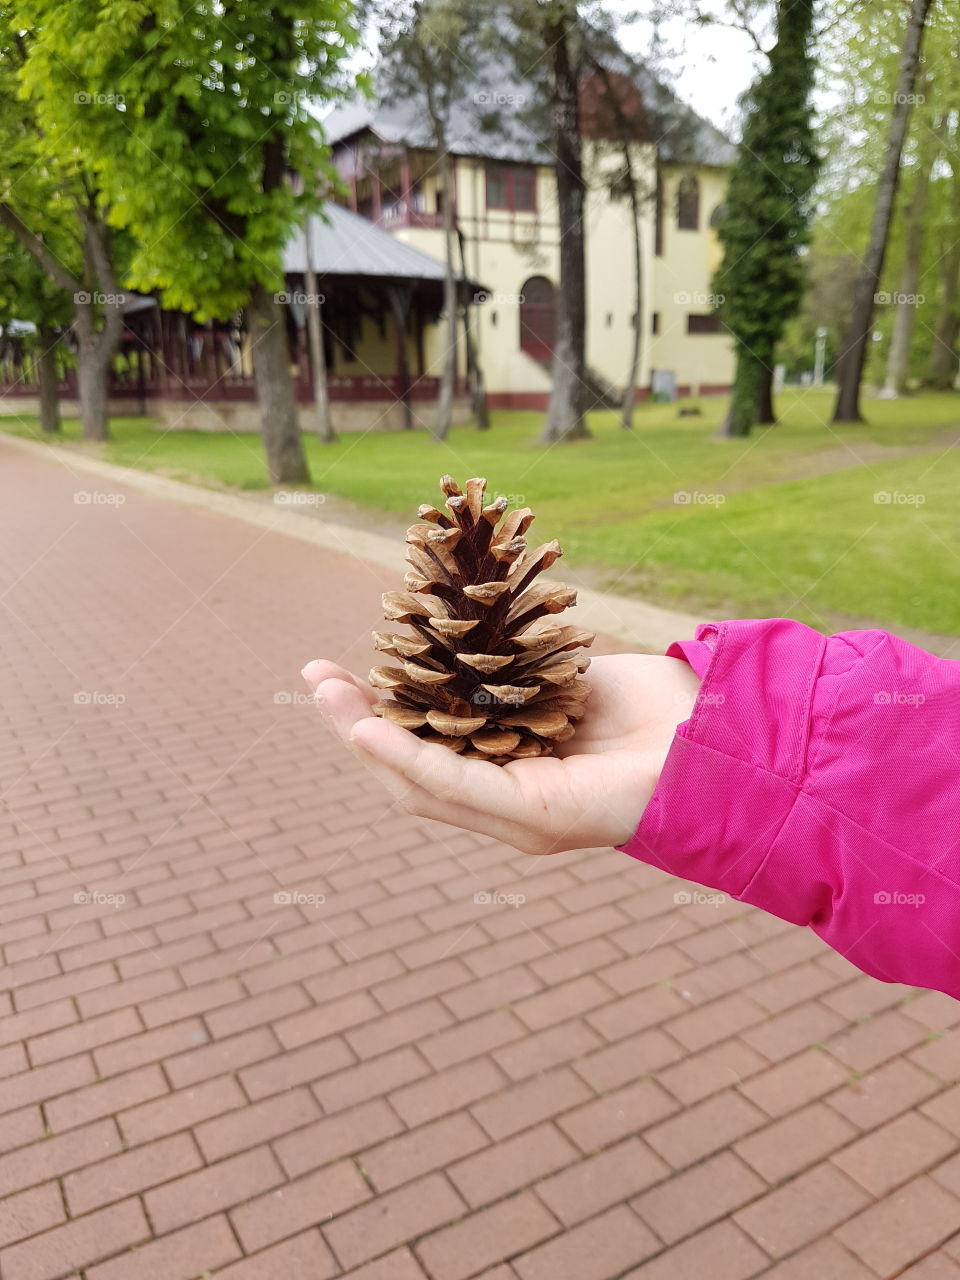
<box><xmin>709</xmin><ymin>203</ymin><xmax>724</xmax><ymax>230</ymax></box>
<box><xmin>651</xmin><ymin>312</ymin><xmax>660</xmax><ymax>335</ymax></box>
<box><xmin>677</xmin><ymin>175</ymin><xmax>700</xmax><ymax>231</ymax></box>
<box><xmin>486</xmin><ymin>164</ymin><xmax>537</xmax><ymax>213</ymax></box>
<box><xmin>519</xmin><ymin>276</ymin><xmax>556</xmax><ymax>360</ymax></box>
<box><xmin>687</xmin><ymin>313</ymin><xmax>721</xmax><ymax>335</ymax></box>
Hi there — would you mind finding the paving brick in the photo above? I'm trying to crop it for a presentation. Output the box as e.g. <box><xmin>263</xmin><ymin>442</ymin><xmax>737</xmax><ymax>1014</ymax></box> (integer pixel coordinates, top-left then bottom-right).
<box><xmin>491</xmin><ymin>1020</ymin><xmax>603</xmax><ymax>1080</ymax></box>
<box><xmin>448</xmin><ymin>1122</ymin><xmax>576</xmax><ymax>1208</ymax></box>
<box><xmin>741</xmin><ymin>1000</ymin><xmax>847</xmax><ymax>1062</ymax></box>
<box><xmin>0</xmin><ymin>1053</ymin><xmax>98</xmax><ymax>1115</ymax></box>
<box><xmin>734</xmin><ymin>1164</ymin><xmax>871</xmax><ymax>1258</ymax></box>
<box><xmin>471</xmin><ymin>1067</ymin><xmax>593</xmax><ymax>1140</ymax></box>
<box><xmin>93</xmin><ymin>1018</ymin><xmax>208</xmax><ymax>1076</ymax></box>
<box><xmin>274</xmin><ymin>1098</ymin><xmax>404</xmax><ymax>1178</ymax></box>
<box><xmin>586</xmin><ymin>984</ymin><xmax>689</xmax><ymax>1043</ymax></box>
<box><xmin>273</xmin><ymin>989</ymin><xmax>380</xmax><ymax>1048</ymax></box>
<box><xmin>346</xmin><ymin>997</ymin><xmax>454</xmax><ymax>1058</ymax></box>
<box><xmin>85</xmin><ymin>1214</ymin><xmax>242</xmax><ymax>1280</ymax></box>
<box><xmin>573</xmin><ymin>1028</ymin><xmax>684</xmax><ymax>1093</ymax></box>
<box><xmin>1</xmin><ymin>1198</ymin><xmax>149</xmax><ymax>1280</ymax></box>
<box><xmin>238</xmin><ymin>1035</ymin><xmax>355</xmax><ymax>1098</ymax></box>
<box><xmin>340</xmin><ymin>1247</ymin><xmax>429</xmax><ymax>1279</ymax></box>
<box><xmin>420</xmin><ymin>1009</ymin><xmax>527</xmax><ymax>1071</ymax></box>
<box><xmin>196</xmin><ymin>1086</ymin><xmax>321</xmax><ymax>1161</ymax></box>
<box><xmin>835</xmin><ymin>1177</ymin><xmax>960</xmax><ymax>1277</ymax></box>
<box><xmin>145</xmin><ymin>1146</ymin><xmax>285</xmax><ymax>1232</ymax></box>
<box><xmin>323</xmin><ymin>1172</ymin><xmax>466</xmax><ymax>1271</ymax></box>
<box><xmin>759</xmin><ymin>1237</ymin><xmax>875</xmax><ymax>1279</ymax></box>
<box><xmin>657</xmin><ymin>1038</ymin><xmax>768</xmax><ymax>1105</ymax></box>
<box><xmin>738</xmin><ymin>1046</ymin><xmax>850</xmax><ymax>1117</ymax></box>
<box><xmin>63</xmin><ymin>1133</ymin><xmax>203</xmax><ymax>1215</ymax></box>
<box><xmin>829</xmin><ymin>1058</ymin><xmax>941</xmax><ymax>1130</ymax></box>
<box><xmin>834</xmin><ymin>1111</ymin><xmax>958</xmax><ymax>1196</ymax></box>
<box><xmin>734</xmin><ymin>1101</ymin><xmax>859</xmax><ymax>1183</ymax></box>
<box><xmin>315</xmin><ymin>1046</ymin><xmax>432</xmax><ymax>1115</ymax></box>
<box><xmin>0</xmin><ymin>1181</ymin><xmax>66</xmax><ymax>1249</ymax></box>
<box><xmin>512</xmin><ymin>1204</ymin><xmax>658</xmax><ymax>1280</ymax></box>
<box><xmin>362</xmin><ymin>1112</ymin><xmax>489</xmax><ymax>1193</ymax></box>
<box><xmin>645</xmin><ymin>1090</ymin><xmax>767</xmax><ymax>1169</ymax></box>
<box><xmin>538</xmin><ymin>1137</ymin><xmax>669</xmax><ymax>1226</ymax></box>
<box><xmin>119</xmin><ymin>1073</ymin><xmax>246</xmax><ymax>1145</ymax></box>
<box><xmin>416</xmin><ymin>1191</ymin><xmax>559</xmax><ymax>1280</ymax></box>
<box><xmin>390</xmin><ymin>1057</ymin><xmax>508</xmax><ymax>1127</ymax></box>
<box><xmin>633</xmin><ymin>1150</ymin><xmax>765</xmax><ymax>1244</ymax></box>
<box><xmin>559</xmin><ymin>1077</ymin><xmax>680</xmax><ymax>1152</ymax></box>
<box><xmin>214</xmin><ymin>1230</ymin><xmax>339</xmax><ymax>1280</ymax></box>
<box><xmin>621</xmin><ymin>1220</ymin><xmax>770</xmax><ymax>1280</ymax></box>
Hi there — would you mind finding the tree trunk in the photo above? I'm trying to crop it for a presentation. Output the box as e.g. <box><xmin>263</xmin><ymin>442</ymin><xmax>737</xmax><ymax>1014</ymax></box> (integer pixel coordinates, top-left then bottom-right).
<box><xmin>457</xmin><ymin>227</ymin><xmax>489</xmax><ymax>430</ymax></box>
<box><xmin>927</xmin><ymin>239</ymin><xmax>960</xmax><ymax>389</ymax></box>
<box><xmin>76</xmin><ymin>341</ymin><xmax>109</xmax><ymax>441</ymax></box>
<box><xmin>540</xmin><ymin>6</ymin><xmax>590</xmax><ymax>443</ymax></box>
<box><xmin>833</xmin><ymin>0</ymin><xmax>933</xmax><ymax>423</ymax></box>
<box><xmin>621</xmin><ymin>151</ymin><xmax>643</xmax><ymax>432</ymax></box>
<box><xmin>755</xmin><ymin>364</ymin><xmax>776</xmax><ymax>424</ymax></box>
<box><xmin>248</xmin><ymin>281</ymin><xmax>310</xmax><ymax>484</ymax></box>
<box><xmin>304</xmin><ymin>243</ymin><xmax>335</xmax><ymax>442</ymax></box>
<box><xmin>389</xmin><ymin>285</ymin><xmax>414</xmax><ymax>432</ymax></box>
<box><xmin>37</xmin><ymin>327</ymin><xmax>61</xmax><ymax>434</ymax></box>
<box><xmin>434</xmin><ymin>148</ymin><xmax>457</xmax><ymax>442</ymax></box>
<box><xmin>723</xmin><ymin>347</ymin><xmax>767</xmax><ymax>437</ymax></box>
<box><xmin>884</xmin><ymin>107</ymin><xmax>942</xmax><ymax>396</ymax></box>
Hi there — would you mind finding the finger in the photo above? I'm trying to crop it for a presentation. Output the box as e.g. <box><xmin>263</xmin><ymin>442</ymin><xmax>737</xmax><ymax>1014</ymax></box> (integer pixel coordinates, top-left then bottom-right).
<box><xmin>350</xmin><ymin>716</ymin><xmax>530</xmax><ymax>823</ymax></box>
<box><xmin>348</xmin><ymin>741</ymin><xmax>548</xmax><ymax>854</ymax></box>
<box><xmin>301</xmin><ymin>660</ymin><xmax>376</xmax><ymax>706</ymax></box>
<box><xmin>315</xmin><ymin>677</ymin><xmax>378</xmax><ymax>740</ymax></box>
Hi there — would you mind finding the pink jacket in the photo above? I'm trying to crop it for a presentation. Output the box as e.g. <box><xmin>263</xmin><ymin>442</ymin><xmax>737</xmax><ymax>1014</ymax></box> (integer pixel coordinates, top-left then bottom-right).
<box><xmin>618</xmin><ymin>618</ymin><xmax>960</xmax><ymax>1000</ymax></box>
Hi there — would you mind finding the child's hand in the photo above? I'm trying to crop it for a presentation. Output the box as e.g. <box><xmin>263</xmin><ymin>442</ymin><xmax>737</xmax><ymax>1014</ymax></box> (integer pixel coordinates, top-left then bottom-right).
<box><xmin>301</xmin><ymin>654</ymin><xmax>701</xmax><ymax>856</ymax></box>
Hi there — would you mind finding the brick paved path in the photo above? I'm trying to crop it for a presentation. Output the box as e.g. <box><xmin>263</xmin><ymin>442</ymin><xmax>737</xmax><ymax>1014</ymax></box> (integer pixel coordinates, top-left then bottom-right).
<box><xmin>4</xmin><ymin>441</ymin><xmax>960</xmax><ymax>1280</ymax></box>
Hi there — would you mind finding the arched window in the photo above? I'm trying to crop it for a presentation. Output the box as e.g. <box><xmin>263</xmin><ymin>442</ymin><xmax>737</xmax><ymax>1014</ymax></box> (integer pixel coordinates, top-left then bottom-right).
<box><xmin>519</xmin><ymin>276</ymin><xmax>556</xmax><ymax>361</ymax></box>
<box><xmin>709</xmin><ymin>203</ymin><xmax>724</xmax><ymax>230</ymax></box>
<box><xmin>677</xmin><ymin>175</ymin><xmax>700</xmax><ymax>231</ymax></box>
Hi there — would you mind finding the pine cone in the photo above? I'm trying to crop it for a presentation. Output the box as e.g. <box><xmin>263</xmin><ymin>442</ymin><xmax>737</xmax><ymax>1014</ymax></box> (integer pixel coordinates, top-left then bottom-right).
<box><xmin>370</xmin><ymin>476</ymin><xmax>595</xmax><ymax>764</ymax></box>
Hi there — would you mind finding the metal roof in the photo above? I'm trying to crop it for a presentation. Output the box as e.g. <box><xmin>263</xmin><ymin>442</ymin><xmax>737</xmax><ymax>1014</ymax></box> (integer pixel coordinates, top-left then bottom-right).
<box><xmin>283</xmin><ymin>203</ymin><xmax>472</xmax><ymax>283</ymax></box>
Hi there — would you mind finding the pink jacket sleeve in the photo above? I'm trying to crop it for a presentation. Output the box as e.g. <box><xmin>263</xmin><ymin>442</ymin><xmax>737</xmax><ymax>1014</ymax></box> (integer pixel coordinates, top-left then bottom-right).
<box><xmin>617</xmin><ymin>618</ymin><xmax>960</xmax><ymax>1001</ymax></box>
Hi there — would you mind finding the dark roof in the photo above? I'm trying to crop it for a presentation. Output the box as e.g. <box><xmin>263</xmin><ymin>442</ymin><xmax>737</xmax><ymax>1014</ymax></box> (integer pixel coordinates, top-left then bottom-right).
<box><xmin>283</xmin><ymin>203</ymin><xmax>480</xmax><ymax>285</ymax></box>
<box><xmin>323</xmin><ymin>48</ymin><xmax>735</xmax><ymax>169</ymax></box>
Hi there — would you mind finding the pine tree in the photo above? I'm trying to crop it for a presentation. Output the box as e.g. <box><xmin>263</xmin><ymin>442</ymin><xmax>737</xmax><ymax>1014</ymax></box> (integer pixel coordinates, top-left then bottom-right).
<box><xmin>713</xmin><ymin>0</ymin><xmax>820</xmax><ymax>437</ymax></box>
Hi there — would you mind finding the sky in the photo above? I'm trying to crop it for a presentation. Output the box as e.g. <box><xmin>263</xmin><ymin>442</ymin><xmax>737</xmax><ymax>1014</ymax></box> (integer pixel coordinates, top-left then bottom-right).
<box><xmin>603</xmin><ymin>0</ymin><xmax>766</xmax><ymax>138</ymax></box>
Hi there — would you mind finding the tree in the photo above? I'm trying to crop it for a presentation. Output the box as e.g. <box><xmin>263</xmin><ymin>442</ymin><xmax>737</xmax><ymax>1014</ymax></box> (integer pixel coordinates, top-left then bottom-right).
<box><xmin>712</xmin><ymin>0</ymin><xmax>819</xmax><ymax>437</ymax></box>
<box><xmin>0</xmin><ymin>233</ymin><xmax>72</xmax><ymax>432</ymax></box>
<box><xmin>18</xmin><ymin>0</ymin><xmax>360</xmax><ymax>482</ymax></box>
<box><xmin>0</xmin><ymin>12</ymin><xmax>127</xmax><ymax>440</ymax></box>
<box><xmin>370</xmin><ymin>0</ymin><xmax>489</xmax><ymax>440</ymax></box>
<box><xmin>832</xmin><ymin>0</ymin><xmax>933</xmax><ymax>423</ymax></box>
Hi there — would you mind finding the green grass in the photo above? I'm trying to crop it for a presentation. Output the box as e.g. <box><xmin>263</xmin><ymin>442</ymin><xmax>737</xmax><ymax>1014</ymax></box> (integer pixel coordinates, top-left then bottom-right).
<box><xmin>6</xmin><ymin>387</ymin><xmax>960</xmax><ymax>636</ymax></box>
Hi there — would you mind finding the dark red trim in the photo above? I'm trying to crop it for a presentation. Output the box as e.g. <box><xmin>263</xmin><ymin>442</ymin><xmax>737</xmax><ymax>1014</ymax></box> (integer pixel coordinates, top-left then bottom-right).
<box><xmin>486</xmin><ymin>391</ymin><xmax>551</xmax><ymax>410</ymax></box>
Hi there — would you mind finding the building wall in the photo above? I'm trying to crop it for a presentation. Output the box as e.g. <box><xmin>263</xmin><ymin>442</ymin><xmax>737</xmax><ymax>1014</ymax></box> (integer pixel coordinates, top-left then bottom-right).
<box><xmin>389</xmin><ymin>150</ymin><xmax>734</xmax><ymax>404</ymax></box>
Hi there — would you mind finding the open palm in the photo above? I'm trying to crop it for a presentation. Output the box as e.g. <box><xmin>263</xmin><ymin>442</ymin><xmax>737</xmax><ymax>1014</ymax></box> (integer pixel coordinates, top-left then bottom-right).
<box><xmin>302</xmin><ymin>653</ymin><xmax>701</xmax><ymax>855</ymax></box>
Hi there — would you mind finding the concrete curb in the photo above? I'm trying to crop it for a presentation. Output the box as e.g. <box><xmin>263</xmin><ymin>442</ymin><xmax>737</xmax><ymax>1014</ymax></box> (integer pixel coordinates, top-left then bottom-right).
<box><xmin>3</xmin><ymin>431</ymin><xmax>704</xmax><ymax>652</ymax></box>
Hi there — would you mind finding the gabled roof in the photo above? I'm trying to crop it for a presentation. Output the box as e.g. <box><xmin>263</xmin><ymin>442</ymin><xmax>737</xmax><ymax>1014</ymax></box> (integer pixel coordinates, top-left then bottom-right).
<box><xmin>323</xmin><ymin>47</ymin><xmax>736</xmax><ymax>169</ymax></box>
<box><xmin>283</xmin><ymin>203</ymin><xmax>477</xmax><ymax>284</ymax></box>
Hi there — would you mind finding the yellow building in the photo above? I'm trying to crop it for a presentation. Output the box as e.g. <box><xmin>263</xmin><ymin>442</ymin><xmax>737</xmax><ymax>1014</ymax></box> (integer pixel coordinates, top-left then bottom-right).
<box><xmin>325</xmin><ymin>64</ymin><xmax>736</xmax><ymax>409</ymax></box>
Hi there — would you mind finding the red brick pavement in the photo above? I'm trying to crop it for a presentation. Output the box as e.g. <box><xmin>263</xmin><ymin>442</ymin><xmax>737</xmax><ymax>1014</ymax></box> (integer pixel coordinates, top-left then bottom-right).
<box><xmin>2</xmin><ymin>440</ymin><xmax>960</xmax><ymax>1279</ymax></box>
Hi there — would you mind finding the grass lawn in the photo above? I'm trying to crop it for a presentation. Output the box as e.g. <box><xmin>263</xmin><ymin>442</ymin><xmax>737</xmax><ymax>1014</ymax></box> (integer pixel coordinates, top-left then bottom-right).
<box><xmin>5</xmin><ymin>387</ymin><xmax>960</xmax><ymax>637</ymax></box>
